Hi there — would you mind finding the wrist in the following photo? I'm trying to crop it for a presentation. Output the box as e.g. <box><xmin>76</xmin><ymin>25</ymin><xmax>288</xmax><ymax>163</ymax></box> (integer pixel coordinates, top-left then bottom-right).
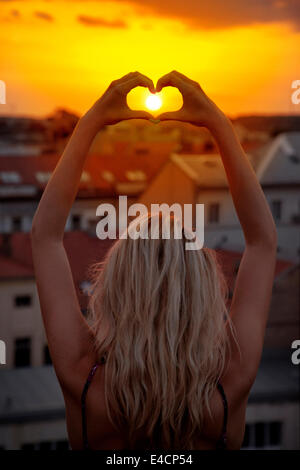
<box><xmin>80</xmin><ymin>108</ymin><xmax>105</xmax><ymax>136</ymax></box>
<box><xmin>206</xmin><ymin>110</ymin><xmax>232</xmax><ymax>138</ymax></box>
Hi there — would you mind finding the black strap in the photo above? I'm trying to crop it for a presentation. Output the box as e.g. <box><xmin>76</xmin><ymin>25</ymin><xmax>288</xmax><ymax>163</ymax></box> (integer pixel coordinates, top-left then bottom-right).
<box><xmin>81</xmin><ymin>355</ymin><xmax>107</xmax><ymax>450</ymax></box>
<box><xmin>216</xmin><ymin>381</ymin><xmax>228</xmax><ymax>449</ymax></box>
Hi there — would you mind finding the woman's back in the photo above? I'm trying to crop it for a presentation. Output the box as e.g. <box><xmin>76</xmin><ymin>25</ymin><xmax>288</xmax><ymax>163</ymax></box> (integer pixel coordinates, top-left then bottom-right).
<box><xmin>63</xmin><ymin>356</ymin><xmax>248</xmax><ymax>450</ymax></box>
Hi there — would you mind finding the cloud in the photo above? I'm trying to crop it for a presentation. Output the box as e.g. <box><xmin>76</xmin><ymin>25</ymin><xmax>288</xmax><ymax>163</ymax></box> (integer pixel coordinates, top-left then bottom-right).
<box><xmin>77</xmin><ymin>15</ymin><xmax>127</xmax><ymax>28</ymax></box>
<box><xmin>10</xmin><ymin>9</ymin><xmax>20</xmax><ymax>18</ymax></box>
<box><xmin>109</xmin><ymin>0</ymin><xmax>300</xmax><ymax>30</ymax></box>
<box><xmin>1</xmin><ymin>0</ymin><xmax>299</xmax><ymax>30</ymax></box>
<box><xmin>34</xmin><ymin>11</ymin><xmax>54</xmax><ymax>22</ymax></box>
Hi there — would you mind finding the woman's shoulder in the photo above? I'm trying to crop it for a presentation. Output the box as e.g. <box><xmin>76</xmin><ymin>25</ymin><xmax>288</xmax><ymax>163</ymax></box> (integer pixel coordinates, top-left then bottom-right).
<box><xmin>63</xmin><ymin>355</ymin><xmax>128</xmax><ymax>449</ymax></box>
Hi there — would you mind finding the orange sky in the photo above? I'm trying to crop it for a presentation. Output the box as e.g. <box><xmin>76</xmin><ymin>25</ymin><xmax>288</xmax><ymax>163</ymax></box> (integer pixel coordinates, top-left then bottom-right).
<box><xmin>0</xmin><ymin>0</ymin><xmax>299</xmax><ymax>118</ymax></box>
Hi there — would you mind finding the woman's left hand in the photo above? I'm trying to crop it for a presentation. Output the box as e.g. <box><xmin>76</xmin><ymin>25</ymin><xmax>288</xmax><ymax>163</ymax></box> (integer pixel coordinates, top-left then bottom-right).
<box><xmin>83</xmin><ymin>72</ymin><xmax>155</xmax><ymax>130</ymax></box>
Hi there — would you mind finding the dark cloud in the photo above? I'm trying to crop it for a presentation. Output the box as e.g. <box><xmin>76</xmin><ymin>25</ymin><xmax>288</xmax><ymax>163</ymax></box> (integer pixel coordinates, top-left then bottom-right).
<box><xmin>1</xmin><ymin>0</ymin><xmax>299</xmax><ymax>30</ymax></box>
<box><xmin>109</xmin><ymin>0</ymin><xmax>300</xmax><ymax>30</ymax></box>
<box><xmin>34</xmin><ymin>11</ymin><xmax>54</xmax><ymax>22</ymax></box>
<box><xmin>77</xmin><ymin>15</ymin><xmax>127</xmax><ymax>28</ymax></box>
<box><xmin>10</xmin><ymin>9</ymin><xmax>20</xmax><ymax>18</ymax></box>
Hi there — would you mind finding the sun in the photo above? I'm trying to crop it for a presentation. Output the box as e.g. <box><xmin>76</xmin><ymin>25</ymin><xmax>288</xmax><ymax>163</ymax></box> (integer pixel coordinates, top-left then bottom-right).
<box><xmin>145</xmin><ymin>94</ymin><xmax>162</xmax><ymax>111</ymax></box>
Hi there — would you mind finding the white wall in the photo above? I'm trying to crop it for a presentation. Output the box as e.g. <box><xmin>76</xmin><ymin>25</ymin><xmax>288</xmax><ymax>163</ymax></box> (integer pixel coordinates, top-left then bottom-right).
<box><xmin>246</xmin><ymin>402</ymin><xmax>300</xmax><ymax>450</ymax></box>
<box><xmin>0</xmin><ymin>279</ymin><xmax>46</xmax><ymax>369</ymax></box>
<box><xmin>197</xmin><ymin>188</ymin><xmax>300</xmax><ymax>260</ymax></box>
<box><xmin>0</xmin><ymin>419</ymin><xmax>68</xmax><ymax>450</ymax></box>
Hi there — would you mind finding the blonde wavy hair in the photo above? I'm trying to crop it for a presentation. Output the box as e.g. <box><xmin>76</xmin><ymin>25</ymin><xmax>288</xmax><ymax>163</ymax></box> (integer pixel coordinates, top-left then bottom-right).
<box><xmin>87</xmin><ymin>213</ymin><xmax>234</xmax><ymax>450</ymax></box>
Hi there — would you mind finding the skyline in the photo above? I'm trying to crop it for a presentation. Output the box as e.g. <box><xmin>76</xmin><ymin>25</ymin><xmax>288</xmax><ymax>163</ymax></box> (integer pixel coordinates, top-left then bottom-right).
<box><xmin>0</xmin><ymin>0</ymin><xmax>300</xmax><ymax>118</ymax></box>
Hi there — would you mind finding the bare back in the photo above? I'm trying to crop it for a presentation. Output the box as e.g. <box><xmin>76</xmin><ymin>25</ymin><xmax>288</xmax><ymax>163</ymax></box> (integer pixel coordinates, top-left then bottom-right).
<box><xmin>62</xmin><ymin>356</ymin><xmax>248</xmax><ymax>450</ymax></box>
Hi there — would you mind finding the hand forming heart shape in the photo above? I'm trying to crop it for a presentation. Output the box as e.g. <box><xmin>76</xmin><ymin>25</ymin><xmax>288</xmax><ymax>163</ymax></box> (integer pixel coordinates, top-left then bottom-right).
<box><xmin>86</xmin><ymin>70</ymin><xmax>224</xmax><ymax>131</ymax></box>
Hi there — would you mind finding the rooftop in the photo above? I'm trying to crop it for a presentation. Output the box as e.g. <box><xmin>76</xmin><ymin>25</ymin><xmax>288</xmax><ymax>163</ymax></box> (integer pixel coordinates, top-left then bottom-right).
<box><xmin>169</xmin><ymin>132</ymin><xmax>300</xmax><ymax>189</ymax></box>
<box><xmin>0</xmin><ymin>141</ymin><xmax>177</xmax><ymax>199</ymax></box>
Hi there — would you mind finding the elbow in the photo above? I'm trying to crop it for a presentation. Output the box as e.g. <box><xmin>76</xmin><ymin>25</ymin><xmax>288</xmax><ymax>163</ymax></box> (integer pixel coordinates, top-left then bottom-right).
<box><xmin>30</xmin><ymin>220</ymin><xmax>43</xmax><ymax>246</ymax></box>
<box><xmin>246</xmin><ymin>224</ymin><xmax>278</xmax><ymax>252</ymax></box>
<box><xmin>268</xmin><ymin>225</ymin><xmax>278</xmax><ymax>250</ymax></box>
<box><xmin>31</xmin><ymin>219</ymin><xmax>62</xmax><ymax>247</ymax></box>
<box><xmin>263</xmin><ymin>221</ymin><xmax>278</xmax><ymax>250</ymax></box>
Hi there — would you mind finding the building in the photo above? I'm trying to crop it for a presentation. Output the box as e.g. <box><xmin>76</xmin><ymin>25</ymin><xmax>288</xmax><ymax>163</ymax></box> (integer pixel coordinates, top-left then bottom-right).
<box><xmin>0</xmin><ymin>141</ymin><xmax>177</xmax><ymax>234</ymax></box>
<box><xmin>139</xmin><ymin>132</ymin><xmax>300</xmax><ymax>261</ymax></box>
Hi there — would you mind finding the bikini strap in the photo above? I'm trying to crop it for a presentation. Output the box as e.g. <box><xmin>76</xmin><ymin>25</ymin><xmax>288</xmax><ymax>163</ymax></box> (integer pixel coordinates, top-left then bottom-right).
<box><xmin>216</xmin><ymin>381</ymin><xmax>228</xmax><ymax>449</ymax></box>
<box><xmin>81</xmin><ymin>354</ymin><xmax>107</xmax><ymax>450</ymax></box>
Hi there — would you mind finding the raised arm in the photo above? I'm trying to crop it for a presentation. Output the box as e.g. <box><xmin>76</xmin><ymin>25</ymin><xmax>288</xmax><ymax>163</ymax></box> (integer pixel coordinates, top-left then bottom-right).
<box><xmin>31</xmin><ymin>72</ymin><xmax>154</xmax><ymax>386</ymax></box>
<box><xmin>156</xmin><ymin>71</ymin><xmax>277</xmax><ymax>390</ymax></box>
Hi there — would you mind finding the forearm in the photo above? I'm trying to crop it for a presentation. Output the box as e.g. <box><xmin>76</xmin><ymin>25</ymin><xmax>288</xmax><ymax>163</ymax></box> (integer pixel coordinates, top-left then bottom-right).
<box><xmin>31</xmin><ymin>114</ymin><xmax>102</xmax><ymax>242</ymax></box>
<box><xmin>31</xmin><ymin>72</ymin><xmax>155</xmax><ymax>244</ymax></box>
<box><xmin>208</xmin><ymin>113</ymin><xmax>277</xmax><ymax>248</ymax></box>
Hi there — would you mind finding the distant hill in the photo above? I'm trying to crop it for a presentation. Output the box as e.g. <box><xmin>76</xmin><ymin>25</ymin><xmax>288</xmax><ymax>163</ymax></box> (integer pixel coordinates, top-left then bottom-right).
<box><xmin>232</xmin><ymin>115</ymin><xmax>300</xmax><ymax>136</ymax></box>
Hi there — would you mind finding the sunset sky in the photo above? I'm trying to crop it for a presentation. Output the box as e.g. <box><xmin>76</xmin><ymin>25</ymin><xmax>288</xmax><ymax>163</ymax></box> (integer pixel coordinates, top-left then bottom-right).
<box><xmin>0</xmin><ymin>0</ymin><xmax>299</xmax><ymax>118</ymax></box>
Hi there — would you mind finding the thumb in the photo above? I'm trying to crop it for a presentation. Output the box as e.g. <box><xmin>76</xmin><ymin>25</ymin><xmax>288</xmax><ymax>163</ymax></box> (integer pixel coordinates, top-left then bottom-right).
<box><xmin>155</xmin><ymin>111</ymin><xmax>183</xmax><ymax>121</ymax></box>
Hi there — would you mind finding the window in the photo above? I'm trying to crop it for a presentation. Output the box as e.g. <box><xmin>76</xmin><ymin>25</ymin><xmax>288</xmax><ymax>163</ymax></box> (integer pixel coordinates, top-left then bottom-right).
<box><xmin>14</xmin><ymin>295</ymin><xmax>32</xmax><ymax>308</ymax></box>
<box><xmin>242</xmin><ymin>421</ymin><xmax>282</xmax><ymax>449</ymax></box>
<box><xmin>271</xmin><ymin>200</ymin><xmax>282</xmax><ymax>221</ymax></box>
<box><xmin>71</xmin><ymin>214</ymin><xmax>81</xmax><ymax>231</ymax></box>
<box><xmin>0</xmin><ymin>171</ymin><xmax>21</xmax><ymax>183</ymax></box>
<box><xmin>35</xmin><ymin>172</ymin><xmax>51</xmax><ymax>184</ymax></box>
<box><xmin>208</xmin><ymin>203</ymin><xmax>220</xmax><ymax>224</ymax></box>
<box><xmin>291</xmin><ymin>200</ymin><xmax>300</xmax><ymax>224</ymax></box>
<box><xmin>44</xmin><ymin>345</ymin><xmax>52</xmax><ymax>365</ymax></box>
<box><xmin>203</xmin><ymin>141</ymin><xmax>215</xmax><ymax>152</ymax></box>
<box><xmin>12</xmin><ymin>216</ymin><xmax>22</xmax><ymax>232</ymax></box>
<box><xmin>126</xmin><ymin>170</ymin><xmax>146</xmax><ymax>182</ymax></box>
<box><xmin>289</xmin><ymin>153</ymin><xmax>300</xmax><ymax>164</ymax></box>
<box><xmin>14</xmin><ymin>338</ymin><xmax>31</xmax><ymax>367</ymax></box>
<box><xmin>269</xmin><ymin>421</ymin><xmax>282</xmax><ymax>446</ymax></box>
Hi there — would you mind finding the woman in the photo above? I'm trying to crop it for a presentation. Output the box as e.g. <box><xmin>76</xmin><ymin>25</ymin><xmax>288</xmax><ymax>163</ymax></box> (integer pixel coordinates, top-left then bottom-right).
<box><xmin>31</xmin><ymin>71</ymin><xmax>277</xmax><ymax>450</ymax></box>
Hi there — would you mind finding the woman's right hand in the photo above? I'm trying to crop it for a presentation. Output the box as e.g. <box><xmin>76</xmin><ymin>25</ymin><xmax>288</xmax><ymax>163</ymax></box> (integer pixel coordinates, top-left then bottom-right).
<box><xmin>156</xmin><ymin>70</ymin><xmax>226</xmax><ymax>130</ymax></box>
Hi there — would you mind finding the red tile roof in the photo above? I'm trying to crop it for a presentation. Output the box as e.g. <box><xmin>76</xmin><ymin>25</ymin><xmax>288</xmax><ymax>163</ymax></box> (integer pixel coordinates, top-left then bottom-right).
<box><xmin>0</xmin><ymin>233</ymin><xmax>294</xmax><ymax>308</ymax></box>
<box><xmin>0</xmin><ymin>255</ymin><xmax>34</xmax><ymax>279</ymax></box>
<box><xmin>0</xmin><ymin>142</ymin><xmax>177</xmax><ymax>198</ymax></box>
<box><xmin>215</xmin><ymin>249</ymin><xmax>294</xmax><ymax>292</ymax></box>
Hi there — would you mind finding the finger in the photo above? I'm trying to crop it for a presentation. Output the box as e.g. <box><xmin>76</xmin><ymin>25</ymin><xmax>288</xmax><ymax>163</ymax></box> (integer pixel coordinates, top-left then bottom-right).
<box><xmin>156</xmin><ymin>71</ymin><xmax>186</xmax><ymax>94</ymax></box>
<box><xmin>172</xmin><ymin>71</ymin><xmax>202</xmax><ymax>93</ymax></box>
<box><xmin>171</xmin><ymin>70</ymin><xmax>196</xmax><ymax>85</ymax></box>
<box><xmin>119</xmin><ymin>71</ymin><xmax>139</xmax><ymax>81</ymax></box>
<box><xmin>118</xmin><ymin>75</ymin><xmax>155</xmax><ymax>94</ymax></box>
<box><xmin>155</xmin><ymin>110</ymin><xmax>184</xmax><ymax>122</ymax></box>
<box><xmin>107</xmin><ymin>72</ymin><xmax>139</xmax><ymax>90</ymax></box>
<box><xmin>135</xmin><ymin>72</ymin><xmax>156</xmax><ymax>94</ymax></box>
